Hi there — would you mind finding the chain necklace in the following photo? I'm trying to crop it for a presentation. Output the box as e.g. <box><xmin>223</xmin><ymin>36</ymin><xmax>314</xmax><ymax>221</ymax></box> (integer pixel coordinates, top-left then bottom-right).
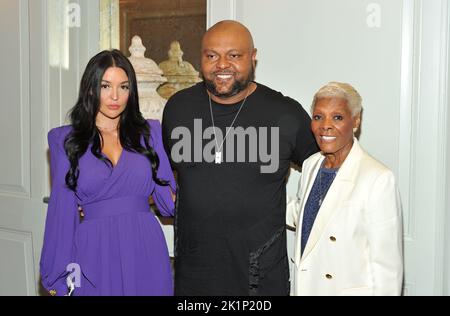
<box><xmin>208</xmin><ymin>90</ymin><xmax>250</xmax><ymax>164</ymax></box>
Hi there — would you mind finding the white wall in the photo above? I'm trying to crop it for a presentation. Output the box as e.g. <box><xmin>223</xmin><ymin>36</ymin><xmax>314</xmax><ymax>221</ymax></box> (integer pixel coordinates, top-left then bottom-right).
<box><xmin>208</xmin><ymin>0</ymin><xmax>450</xmax><ymax>295</ymax></box>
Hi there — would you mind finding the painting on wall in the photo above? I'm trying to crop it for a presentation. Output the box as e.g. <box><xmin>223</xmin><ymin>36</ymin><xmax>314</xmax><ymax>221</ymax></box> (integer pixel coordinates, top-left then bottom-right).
<box><xmin>119</xmin><ymin>0</ymin><xmax>206</xmax><ymax>71</ymax></box>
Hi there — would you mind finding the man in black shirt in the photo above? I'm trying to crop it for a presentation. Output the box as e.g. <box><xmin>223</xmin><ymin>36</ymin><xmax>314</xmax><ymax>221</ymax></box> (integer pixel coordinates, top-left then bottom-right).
<box><xmin>162</xmin><ymin>20</ymin><xmax>318</xmax><ymax>295</ymax></box>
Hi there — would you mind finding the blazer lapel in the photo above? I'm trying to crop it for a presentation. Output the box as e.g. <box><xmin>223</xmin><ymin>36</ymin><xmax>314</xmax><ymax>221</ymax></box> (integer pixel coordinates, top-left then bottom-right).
<box><xmin>294</xmin><ymin>154</ymin><xmax>323</xmax><ymax>267</ymax></box>
<box><xmin>300</xmin><ymin>138</ymin><xmax>363</xmax><ymax>262</ymax></box>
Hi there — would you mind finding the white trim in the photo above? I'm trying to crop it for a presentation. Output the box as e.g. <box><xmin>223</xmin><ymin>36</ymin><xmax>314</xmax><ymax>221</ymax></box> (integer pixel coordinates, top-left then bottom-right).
<box><xmin>207</xmin><ymin>0</ymin><xmax>212</xmax><ymax>28</ymax></box>
<box><xmin>435</xmin><ymin>0</ymin><xmax>449</xmax><ymax>295</ymax></box>
<box><xmin>398</xmin><ymin>0</ymin><xmax>416</xmax><ymax>240</ymax></box>
<box><xmin>397</xmin><ymin>0</ymin><xmax>449</xmax><ymax>296</ymax></box>
<box><xmin>207</xmin><ymin>0</ymin><xmax>238</xmax><ymax>28</ymax></box>
<box><xmin>42</xmin><ymin>0</ymin><xmax>50</xmax><ymax>196</ymax></box>
<box><xmin>229</xmin><ymin>0</ymin><xmax>237</xmax><ymax>20</ymax></box>
<box><xmin>28</xmin><ymin>1</ymin><xmax>51</xmax><ymax>291</ymax></box>
<box><xmin>409</xmin><ymin>0</ymin><xmax>449</xmax><ymax>295</ymax></box>
<box><xmin>445</xmin><ymin>0</ymin><xmax>450</xmax><ymax>295</ymax></box>
<box><xmin>75</xmin><ymin>0</ymin><xmax>80</xmax><ymax>88</ymax></box>
<box><xmin>20</xmin><ymin>0</ymin><xmax>30</xmax><ymax>197</ymax></box>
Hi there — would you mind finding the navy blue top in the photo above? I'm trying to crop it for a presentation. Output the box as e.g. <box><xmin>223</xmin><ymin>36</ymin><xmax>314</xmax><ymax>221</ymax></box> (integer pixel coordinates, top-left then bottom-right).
<box><xmin>301</xmin><ymin>165</ymin><xmax>338</xmax><ymax>255</ymax></box>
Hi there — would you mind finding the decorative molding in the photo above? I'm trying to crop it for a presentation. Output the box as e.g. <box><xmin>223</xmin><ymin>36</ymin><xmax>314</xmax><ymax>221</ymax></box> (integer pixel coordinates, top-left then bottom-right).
<box><xmin>42</xmin><ymin>0</ymin><xmax>51</xmax><ymax>196</ymax></box>
<box><xmin>0</xmin><ymin>0</ymin><xmax>31</xmax><ymax>198</ymax></box>
<box><xmin>398</xmin><ymin>0</ymin><xmax>418</xmax><ymax>240</ymax></box>
<box><xmin>229</xmin><ymin>0</ymin><xmax>237</xmax><ymax>20</ymax></box>
<box><xmin>99</xmin><ymin>0</ymin><xmax>119</xmax><ymax>50</ymax></box>
<box><xmin>207</xmin><ymin>0</ymin><xmax>212</xmax><ymax>28</ymax></box>
<box><xmin>436</xmin><ymin>0</ymin><xmax>449</xmax><ymax>295</ymax></box>
<box><xmin>446</xmin><ymin>0</ymin><xmax>450</xmax><ymax>297</ymax></box>
<box><xmin>207</xmin><ymin>0</ymin><xmax>237</xmax><ymax>28</ymax></box>
<box><xmin>19</xmin><ymin>0</ymin><xmax>31</xmax><ymax>198</ymax></box>
<box><xmin>403</xmin><ymin>0</ymin><xmax>450</xmax><ymax>295</ymax></box>
<box><xmin>443</xmin><ymin>0</ymin><xmax>450</xmax><ymax>296</ymax></box>
<box><xmin>0</xmin><ymin>186</ymin><xmax>29</xmax><ymax>198</ymax></box>
<box><xmin>0</xmin><ymin>228</ymin><xmax>35</xmax><ymax>295</ymax></box>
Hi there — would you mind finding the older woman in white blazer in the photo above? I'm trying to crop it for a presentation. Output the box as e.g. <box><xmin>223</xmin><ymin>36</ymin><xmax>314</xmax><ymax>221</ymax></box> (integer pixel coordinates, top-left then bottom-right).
<box><xmin>286</xmin><ymin>82</ymin><xmax>403</xmax><ymax>296</ymax></box>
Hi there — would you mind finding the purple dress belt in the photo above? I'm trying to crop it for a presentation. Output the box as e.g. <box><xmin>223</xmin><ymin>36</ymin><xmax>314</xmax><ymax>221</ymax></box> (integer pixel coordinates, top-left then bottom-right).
<box><xmin>81</xmin><ymin>196</ymin><xmax>150</xmax><ymax>220</ymax></box>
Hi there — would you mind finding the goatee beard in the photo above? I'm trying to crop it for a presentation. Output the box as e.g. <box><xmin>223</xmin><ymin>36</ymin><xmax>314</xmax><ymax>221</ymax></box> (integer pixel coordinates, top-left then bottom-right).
<box><xmin>202</xmin><ymin>66</ymin><xmax>255</xmax><ymax>99</ymax></box>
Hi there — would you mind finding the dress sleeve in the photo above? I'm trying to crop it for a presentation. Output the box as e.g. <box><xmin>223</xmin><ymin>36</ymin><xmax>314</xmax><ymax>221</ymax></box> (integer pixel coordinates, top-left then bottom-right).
<box><xmin>39</xmin><ymin>127</ymin><xmax>79</xmax><ymax>296</ymax></box>
<box><xmin>148</xmin><ymin>119</ymin><xmax>176</xmax><ymax>217</ymax></box>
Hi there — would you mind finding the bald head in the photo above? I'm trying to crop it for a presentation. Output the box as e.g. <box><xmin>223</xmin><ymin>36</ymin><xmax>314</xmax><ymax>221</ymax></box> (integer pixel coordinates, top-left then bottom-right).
<box><xmin>202</xmin><ymin>20</ymin><xmax>255</xmax><ymax>52</ymax></box>
<box><xmin>200</xmin><ymin>20</ymin><xmax>257</xmax><ymax>103</ymax></box>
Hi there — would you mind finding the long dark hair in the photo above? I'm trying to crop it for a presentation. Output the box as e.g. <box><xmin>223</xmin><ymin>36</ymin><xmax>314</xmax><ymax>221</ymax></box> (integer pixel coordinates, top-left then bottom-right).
<box><xmin>64</xmin><ymin>49</ymin><xmax>167</xmax><ymax>191</ymax></box>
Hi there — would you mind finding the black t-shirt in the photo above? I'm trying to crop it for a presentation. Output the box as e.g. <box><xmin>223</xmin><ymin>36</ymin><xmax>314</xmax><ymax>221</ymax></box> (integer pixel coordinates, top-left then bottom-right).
<box><xmin>162</xmin><ymin>82</ymin><xmax>318</xmax><ymax>295</ymax></box>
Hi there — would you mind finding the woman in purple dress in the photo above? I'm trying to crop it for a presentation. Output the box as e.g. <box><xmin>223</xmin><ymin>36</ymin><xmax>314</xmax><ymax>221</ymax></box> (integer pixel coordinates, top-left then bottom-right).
<box><xmin>40</xmin><ymin>49</ymin><xmax>176</xmax><ymax>296</ymax></box>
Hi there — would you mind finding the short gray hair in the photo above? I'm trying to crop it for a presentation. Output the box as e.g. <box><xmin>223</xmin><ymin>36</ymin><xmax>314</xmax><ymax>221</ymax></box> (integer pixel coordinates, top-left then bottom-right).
<box><xmin>311</xmin><ymin>82</ymin><xmax>362</xmax><ymax>117</ymax></box>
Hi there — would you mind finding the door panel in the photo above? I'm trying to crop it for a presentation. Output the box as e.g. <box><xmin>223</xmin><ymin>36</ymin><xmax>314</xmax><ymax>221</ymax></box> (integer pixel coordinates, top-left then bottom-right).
<box><xmin>0</xmin><ymin>0</ymin><xmax>40</xmax><ymax>295</ymax></box>
<box><xmin>0</xmin><ymin>0</ymin><xmax>100</xmax><ymax>295</ymax></box>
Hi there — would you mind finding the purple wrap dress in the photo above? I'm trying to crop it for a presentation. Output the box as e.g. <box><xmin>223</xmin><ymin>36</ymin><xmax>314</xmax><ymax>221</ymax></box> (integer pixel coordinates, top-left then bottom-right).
<box><xmin>40</xmin><ymin>119</ymin><xmax>176</xmax><ymax>296</ymax></box>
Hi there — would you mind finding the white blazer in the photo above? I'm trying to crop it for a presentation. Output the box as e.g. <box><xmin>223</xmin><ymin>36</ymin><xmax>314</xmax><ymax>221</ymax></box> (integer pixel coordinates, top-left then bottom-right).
<box><xmin>287</xmin><ymin>139</ymin><xmax>403</xmax><ymax>295</ymax></box>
